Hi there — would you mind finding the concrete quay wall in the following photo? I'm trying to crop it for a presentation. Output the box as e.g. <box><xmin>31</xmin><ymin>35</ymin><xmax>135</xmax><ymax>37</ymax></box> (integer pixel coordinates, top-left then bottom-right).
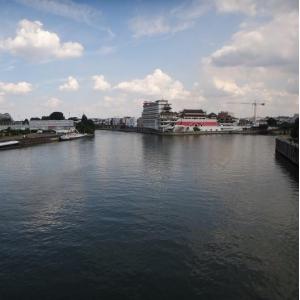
<box><xmin>275</xmin><ymin>137</ymin><xmax>298</xmax><ymax>165</ymax></box>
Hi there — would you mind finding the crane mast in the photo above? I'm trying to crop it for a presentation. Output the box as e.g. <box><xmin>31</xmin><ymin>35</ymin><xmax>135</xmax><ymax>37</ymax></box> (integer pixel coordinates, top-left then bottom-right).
<box><xmin>227</xmin><ymin>101</ymin><xmax>265</xmax><ymax>125</ymax></box>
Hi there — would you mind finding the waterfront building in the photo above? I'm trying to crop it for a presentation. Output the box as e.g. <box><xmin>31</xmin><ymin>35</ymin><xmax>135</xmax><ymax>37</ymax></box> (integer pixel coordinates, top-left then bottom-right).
<box><xmin>217</xmin><ymin>111</ymin><xmax>236</xmax><ymax>124</ymax></box>
<box><xmin>0</xmin><ymin>113</ymin><xmax>13</xmax><ymax>124</ymax></box>
<box><xmin>0</xmin><ymin>122</ymin><xmax>29</xmax><ymax>131</ymax></box>
<box><xmin>164</xmin><ymin>108</ymin><xmax>243</xmax><ymax>133</ymax></box>
<box><xmin>275</xmin><ymin>115</ymin><xmax>298</xmax><ymax>124</ymax></box>
<box><xmin>111</xmin><ymin>118</ymin><xmax>122</xmax><ymax>126</ymax></box>
<box><xmin>208</xmin><ymin>112</ymin><xmax>217</xmax><ymax>119</ymax></box>
<box><xmin>29</xmin><ymin>120</ymin><xmax>75</xmax><ymax>132</ymax></box>
<box><xmin>142</xmin><ymin>100</ymin><xmax>175</xmax><ymax>131</ymax></box>
<box><xmin>122</xmin><ymin>117</ymin><xmax>136</xmax><ymax>127</ymax></box>
<box><xmin>137</xmin><ymin>117</ymin><xmax>143</xmax><ymax>128</ymax></box>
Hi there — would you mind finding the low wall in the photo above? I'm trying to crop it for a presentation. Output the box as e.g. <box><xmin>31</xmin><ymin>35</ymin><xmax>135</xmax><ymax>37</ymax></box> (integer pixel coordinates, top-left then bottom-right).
<box><xmin>275</xmin><ymin>137</ymin><xmax>298</xmax><ymax>165</ymax></box>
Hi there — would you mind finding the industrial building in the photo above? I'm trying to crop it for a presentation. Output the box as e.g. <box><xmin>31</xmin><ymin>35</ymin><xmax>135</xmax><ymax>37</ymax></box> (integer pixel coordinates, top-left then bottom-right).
<box><xmin>29</xmin><ymin>120</ymin><xmax>75</xmax><ymax>132</ymax></box>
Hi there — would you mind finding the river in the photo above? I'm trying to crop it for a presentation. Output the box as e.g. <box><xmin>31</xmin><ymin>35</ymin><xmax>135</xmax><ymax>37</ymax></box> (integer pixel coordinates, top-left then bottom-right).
<box><xmin>0</xmin><ymin>131</ymin><xmax>298</xmax><ymax>299</ymax></box>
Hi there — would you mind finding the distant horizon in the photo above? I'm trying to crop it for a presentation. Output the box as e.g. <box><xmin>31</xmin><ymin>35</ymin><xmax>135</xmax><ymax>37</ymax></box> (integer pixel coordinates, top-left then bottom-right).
<box><xmin>3</xmin><ymin>108</ymin><xmax>298</xmax><ymax>122</ymax></box>
<box><xmin>0</xmin><ymin>0</ymin><xmax>298</xmax><ymax>119</ymax></box>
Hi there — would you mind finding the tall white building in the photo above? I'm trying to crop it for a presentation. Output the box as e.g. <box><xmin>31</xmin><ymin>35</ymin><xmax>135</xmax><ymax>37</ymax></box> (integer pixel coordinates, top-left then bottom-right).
<box><xmin>142</xmin><ymin>100</ymin><xmax>175</xmax><ymax>131</ymax></box>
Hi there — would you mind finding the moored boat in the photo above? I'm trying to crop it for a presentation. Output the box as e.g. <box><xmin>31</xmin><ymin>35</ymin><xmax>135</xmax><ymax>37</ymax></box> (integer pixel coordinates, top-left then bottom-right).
<box><xmin>0</xmin><ymin>140</ymin><xmax>20</xmax><ymax>149</ymax></box>
<box><xmin>59</xmin><ymin>132</ymin><xmax>88</xmax><ymax>141</ymax></box>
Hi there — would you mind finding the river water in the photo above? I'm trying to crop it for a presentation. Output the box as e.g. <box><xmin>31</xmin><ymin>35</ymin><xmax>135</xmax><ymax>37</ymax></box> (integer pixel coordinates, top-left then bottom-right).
<box><xmin>0</xmin><ymin>131</ymin><xmax>298</xmax><ymax>300</ymax></box>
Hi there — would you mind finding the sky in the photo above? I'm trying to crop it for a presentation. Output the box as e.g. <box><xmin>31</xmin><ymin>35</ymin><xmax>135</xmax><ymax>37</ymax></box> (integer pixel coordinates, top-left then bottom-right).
<box><xmin>0</xmin><ymin>0</ymin><xmax>298</xmax><ymax>120</ymax></box>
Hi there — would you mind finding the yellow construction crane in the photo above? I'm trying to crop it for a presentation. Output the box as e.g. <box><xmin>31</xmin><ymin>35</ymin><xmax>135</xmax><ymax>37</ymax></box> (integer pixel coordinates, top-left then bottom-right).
<box><xmin>227</xmin><ymin>101</ymin><xmax>265</xmax><ymax>124</ymax></box>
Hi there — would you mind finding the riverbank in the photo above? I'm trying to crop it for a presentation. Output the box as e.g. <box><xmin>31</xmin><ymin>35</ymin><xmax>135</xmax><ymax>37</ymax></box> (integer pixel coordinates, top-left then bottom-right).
<box><xmin>97</xmin><ymin>127</ymin><xmax>279</xmax><ymax>135</ymax></box>
<box><xmin>275</xmin><ymin>137</ymin><xmax>299</xmax><ymax>165</ymax></box>
<box><xmin>0</xmin><ymin>133</ymin><xmax>60</xmax><ymax>150</ymax></box>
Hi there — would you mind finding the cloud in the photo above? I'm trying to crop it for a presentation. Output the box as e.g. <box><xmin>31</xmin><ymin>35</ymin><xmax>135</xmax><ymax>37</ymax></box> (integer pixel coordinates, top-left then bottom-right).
<box><xmin>128</xmin><ymin>0</ymin><xmax>298</xmax><ymax>38</ymax></box>
<box><xmin>92</xmin><ymin>75</ymin><xmax>111</xmax><ymax>91</ymax></box>
<box><xmin>59</xmin><ymin>76</ymin><xmax>79</xmax><ymax>91</ymax></box>
<box><xmin>129</xmin><ymin>17</ymin><xmax>171</xmax><ymax>38</ymax></box>
<box><xmin>115</xmin><ymin>68</ymin><xmax>191</xmax><ymax>100</ymax></box>
<box><xmin>0</xmin><ymin>19</ymin><xmax>84</xmax><ymax>61</ymax></box>
<box><xmin>16</xmin><ymin>0</ymin><xmax>100</xmax><ymax>24</ymax></box>
<box><xmin>213</xmin><ymin>78</ymin><xmax>246</xmax><ymax>96</ymax></box>
<box><xmin>0</xmin><ymin>81</ymin><xmax>32</xmax><ymax>94</ymax></box>
<box><xmin>214</xmin><ymin>0</ymin><xmax>257</xmax><ymax>16</ymax></box>
<box><xmin>197</xmin><ymin>9</ymin><xmax>299</xmax><ymax>117</ymax></box>
<box><xmin>15</xmin><ymin>0</ymin><xmax>115</xmax><ymax>37</ymax></box>
<box><xmin>208</xmin><ymin>12</ymin><xmax>298</xmax><ymax>71</ymax></box>
<box><xmin>98</xmin><ymin>46</ymin><xmax>116</xmax><ymax>55</ymax></box>
<box><xmin>45</xmin><ymin>97</ymin><xmax>62</xmax><ymax>108</ymax></box>
<box><xmin>0</xmin><ymin>92</ymin><xmax>5</xmax><ymax>103</ymax></box>
<box><xmin>129</xmin><ymin>1</ymin><xmax>210</xmax><ymax>38</ymax></box>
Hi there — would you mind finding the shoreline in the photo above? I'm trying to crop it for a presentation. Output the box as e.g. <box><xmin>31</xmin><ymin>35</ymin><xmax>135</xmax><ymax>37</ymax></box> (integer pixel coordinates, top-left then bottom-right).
<box><xmin>96</xmin><ymin>127</ymin><xmax>279</xmax><ymax>136</ymax></box>
<box><xmin>0</xmin><ymin>133</ymin><xmax>60</xmax><ymax>150</ymax></box>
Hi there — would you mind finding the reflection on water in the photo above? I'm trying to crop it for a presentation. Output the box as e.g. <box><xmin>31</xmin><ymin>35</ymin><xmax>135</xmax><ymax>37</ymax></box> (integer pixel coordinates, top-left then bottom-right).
<box><xmin>275</xmin><ymin>152</ymin><xmax>298</xmax><ymax>183</ymax></box>
<box><xmin>0</xmin><ymin>132</ymin><xmax>298</xmax><ymax>300</ymax></box>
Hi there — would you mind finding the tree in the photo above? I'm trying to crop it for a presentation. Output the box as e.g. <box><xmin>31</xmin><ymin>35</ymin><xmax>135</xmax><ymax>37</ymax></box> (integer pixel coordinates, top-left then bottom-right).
<box><xmin>267</xmin><ymin>117</ymin><xmax>277</xmax><ymax>127</ymax></box>
<box><xmin>49</xmin><ymin>112</ymin><xmax>65</xmax><ymax>120</ymax></box>
<box><xmin>279</xmin><ymin>122</ymin><xmax>291</xmax><ymax>135</ymax></box>
<box><xmin>76</xmin><ymin>114</ymin><xmax>95</xmax><ymax>134</ymax></box>
<box><xmin>30</xmin><ymin>117</ymin><xmax>40</xmax><ymax>120</ymax></box>
<box><xmin>290</xmin><ymin>118</ymin><xmax>299</xmax><ymax>141</ymax></box>
<box><xmin>81</xmin><ymin>114</ymin><xmax>88</xmax><ymax>123</ymax></box>
<box><xmin>23</xmin><ymin>119</ymin><xmax>29</xmax><ymax>125</ymax></box>
<box><xmin>68</xmin><ymin>117</ymin><xmax>79</xmax><ymax>121</ymax></box>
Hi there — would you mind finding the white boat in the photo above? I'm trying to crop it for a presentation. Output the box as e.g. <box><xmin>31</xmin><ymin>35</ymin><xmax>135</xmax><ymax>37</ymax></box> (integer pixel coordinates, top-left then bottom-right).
<box><xmin>59</xmin><ymin>132</ymin><xmax>88</xmax><ymax>141</ymax></box>
<box><xmin>0</xmin><ymin>140</ymin><xmax>19</xmax><ymax>148</ymax></box>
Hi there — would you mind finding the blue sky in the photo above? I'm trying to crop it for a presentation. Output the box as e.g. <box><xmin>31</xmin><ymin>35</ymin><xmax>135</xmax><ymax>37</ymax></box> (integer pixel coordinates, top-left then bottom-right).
<box><xmin>0</xmin><ymin>0</ymin><xmax>298</xmax><ymax>119</ymax></box>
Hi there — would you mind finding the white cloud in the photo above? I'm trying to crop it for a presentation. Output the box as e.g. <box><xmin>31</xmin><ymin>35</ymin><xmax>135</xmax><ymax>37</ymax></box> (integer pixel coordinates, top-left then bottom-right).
<box><xmin>209</xmin><ymin>12</ymin><xmax>298</xmax><ymax>70</ymax></box>
<box><xmin>0</xmin><ymin>81</ymin><xmax>32</xmax><ymax>94</ymax></box>
<box><xmin>213</xmin><ymin>78</ymin><xmax>246</xmax><ymax>96</ymax></box>
<box><xmin>197</xmin><ymin>9</ymin><xmax>299</xmax><ymax>117</ymax></box>
<box><xmin>115</xmin><ymin>69</ymin><xmax>191</xmax><ymax>100</ymax></box>
<box><xmin>16</xmin><ymin>0</ymin><xmax>100</xmax><ymax>24</ymax></box>
<box><xmin>0</xmin><ymin>19</ymin><xmax>84</xmax><ymax>61</ymax></box>
<box><xmin>59</xmin><ymin>76</ymin><xmax>79</xmax><ymax>91</ymax></box>
<box><xmin>45</xmin><ymin>97</ymin><xmax>62</xmax><ymax>108</ymax></box>
<box><xmin>92</xmin><ymin>75</ymin><xmax>111</xmax><ymax>91</ymax></box>
<box><xmin>215</xmin><ymin>0</ymin><xmax>257</xmax><ymax>16</ymax></box>
<box><xmin>128</xmin><ymin>0</ymin><xmax>297</xmax><ymax>38</ymax></box>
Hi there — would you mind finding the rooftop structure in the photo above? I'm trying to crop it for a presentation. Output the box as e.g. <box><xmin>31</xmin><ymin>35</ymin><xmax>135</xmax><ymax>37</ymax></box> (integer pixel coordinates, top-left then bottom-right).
<box><xmin>178</xmin><ymin>109</ymin><xmax>206</xmax><ymax>119</ymax></box>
